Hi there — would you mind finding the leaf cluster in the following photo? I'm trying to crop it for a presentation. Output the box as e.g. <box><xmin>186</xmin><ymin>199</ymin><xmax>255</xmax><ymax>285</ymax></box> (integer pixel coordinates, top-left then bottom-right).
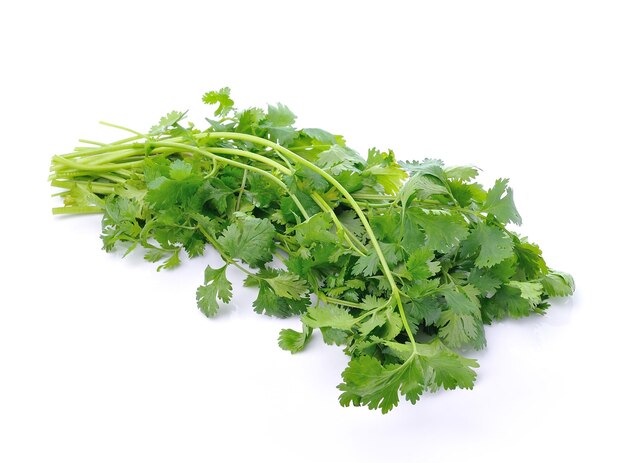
<box><xmin>50</xmin><ymin>89</ymin><xmax>575</xmax><ymax>413</ymax></box>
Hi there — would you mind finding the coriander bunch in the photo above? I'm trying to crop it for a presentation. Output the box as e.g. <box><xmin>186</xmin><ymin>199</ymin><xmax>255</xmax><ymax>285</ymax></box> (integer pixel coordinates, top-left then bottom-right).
<box><xmin>50</xmin><ymin>88</ymin><xmax>574</xmax><ymax>413</ymax></box>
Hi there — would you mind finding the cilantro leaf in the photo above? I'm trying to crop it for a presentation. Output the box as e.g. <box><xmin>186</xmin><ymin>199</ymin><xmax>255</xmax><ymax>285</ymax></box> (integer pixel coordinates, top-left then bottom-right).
<box><xmin>149</xmin><ymin>110</ymin><xmax>186</xmax><ymax>136</ymax></box>
<box><xmin>406</xmin><ymin>248</ymin><xmax>441</xmax><ymax>280</ymax></box>
<box><xmin>217</xmin><ymin>216</ymin><xmax>275</xmax><ymax>267</ymax></box>
<box><xmin>261</xmin><ymin>103</ymin><xmax>297</xmax><ymax>145</ymax></box>
<box><xmin>437</xmin><ymin>289</ymin><xmax>484</xmax><ymax>349</ymax></box>
<box><xmin>302</xmin><ymin>304</ymin><xmax>357</xmax><ymax>330</ymax></box>
<box><xmin>278</xmin><ymin>325</ymin><xmax>312</xmax><ymax>354</ymax></box>
<box><xmin>483</xmin><ymin>178</ymin><xmax>522</xmax><ymax>225</ymax></box>
<box><xmin>445</xmin><ymin>165</ymin><xmax>479</xmax><ymax>180</ymax></box>
<box><xmin>352</xmin><ymin>250</ymin><xmax>380</xmax><ymax>277</ymax></box>
<box><xmin>202</xmin><ymin>87</ymin><xmax>234</xmax><ymax>117</ymax></box>
<box><xmin>195</xmin><ymin>264</ymin><xmax>232</xmax><ymax>317</ymax></box>
<box><xmin>315</xmin><ymin>145</ymin><xmax>364</xmax><ymax>175</ymax></box>
<box><xmin>508</xmin><ymin>280</ymin><xmax>543</xmax><ymax>306</ymax></box>
<box><xmin>260</xmin><ymin>269</ymin><xmax>308</xmax><ymax>299</ymax></box>
<box><xmin>301</xmin><ymin>127</ymin><xmax>335</xmax><ymax>144</ymax></box>
<box><xmin>251</xmin><ymin>279</ymin><xmax>310</xmax><ymax>318</ymax></box>
<box><xmin>196</xmin><ymin>284</ymin><xmax>220</xmax><ymax>317</ymax></box>
<box><xmin>338</xmin><ymin>342</ymin><xmax>478</xmax><ymax>414</ymax></box>
<box><xmin>463</xmin><ymin>222</ymin><xmax>515</xmax><ymax>268</ymax></box>
<box><xmin>399</xmin><ymin>174</ymin><xmax>449</xmax><ymax>206</ymax></box>
<box><xmin>404</xmin><ymin>208</ymin><xmax>469</xmax><ymax>253</ymax></box>
<box><xmin>541</xmin><ymin>270</ymin><xmax>575</xmax><ymax>297</ymax></box>
<box><xmin>364</xmin><ymin>149</ymin><xmax>408</xmax><ymax>194</ymax></box>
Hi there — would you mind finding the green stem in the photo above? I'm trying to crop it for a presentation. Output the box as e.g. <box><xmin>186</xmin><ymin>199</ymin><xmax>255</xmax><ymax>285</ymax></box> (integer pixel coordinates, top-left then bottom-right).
<box><xmin>51</xmin><ymin>179</ymin><xmax>117</xmax><ymax>195</ymax></box>
<box><xmin>52</xmin><ymin>156</ymin><xmax>144</xmax><ymax>172</ymax></box>
<box><xmin>99</xmin><ymin>121</ymin><xmax>146</xmax><ymax>137</ymax></box>
<box><xmin>78</xmin><ymin>139</ymin><xmax>106</xmax><ymax>146</ymax></box>
<box><xmin>235</xmin><ymin>170</ymin><xmax>247</xmax><ymax>211</ymax></box>
<box><xmin>318</xmin><ymin>295</ymin><xmax>366</xmax><ymax>310</ymax></box>
<box><xmin>353</xmin><ymin>193</ymin><xmax>396</xmax><ymax>201</ymax></box>
<box><xmin>57</xmin><ymin>142</ymin><xmax>146</xmax><ymax>160</ymax></box>
<box><xmin>205</xmin><ymin>147</ymin><xmax>293</xmax><ymax>175</ymax></box>
<box><xmin>52</xmin><ymin>206</ymin><xmax>103</xmax><ymax>215</ymax></box>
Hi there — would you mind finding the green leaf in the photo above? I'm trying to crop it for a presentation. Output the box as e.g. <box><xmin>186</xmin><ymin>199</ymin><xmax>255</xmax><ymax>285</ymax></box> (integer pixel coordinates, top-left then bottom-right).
<box><xmin>483</xmin><ymin>178</ymin><xmax>522</xmax><ymax>225</ymax></box>
<box><xmin>404</xmin><ymin>208</ymin><xmax>469</xmax><ymax>253</ymax></box>
<box><xmin>235</xmin><ymin>107</ymin><xmax>265</xmax><ymax>133</ymax></box>
<box><xmin>266</xmin><ymin>102</ymin><xmax>296</xmax><ymax>126</ymax></box>
<box><xmin>463</xmin><ymin>222</ymin><xmax>515</xmax><ymax>268</ymax></box>
<box><xmin>217</xmin><ymin>216</ymin><xmax>275</xmax><ymax>267</ymax></box>
<box><xmin>169</xmin><ymin>159</ymin><xmax>193</xmax><ymax>180</ymax></box>
<box><xmin>302</xmin><ymin>304</ymin><xmax>356</xmax><ymax>330</ymax></box>
<box><xmin>514</xmin><ymin>240</ymin><xmax>549</xmax><ymax>279</ymax></box>
<box><xmin>482</xmin><ymin>285</ymin><xmax>533</xmax><ymax>321</ymax></box>
<box><xmin>406</xmin><ymin>297</ymin><xmax>443</xmax><ymax>327</ymax></box>
<box><xmin>315</xmin><ymin>145</ymin><xmax>364</xmax><ymax>175</ymax></box>
<box><xmin>541</xmin><ymin>271</ymin><xmax>575</xmax><ymax>297</ymax></box>
<box><xmin>202</xmin><ymin>87</ymin><xmax>234</xmax><ymax>117</ymax></box>
<box><xmin>399</xmin><ymin>175</ymin><xmax>449</xmax><ymax>207</ymax></box>
<box><xmin>320</xmin><ymin>327</ymin><xmax>349</xmax><ymax>346</ymax></box>
<box><xmin>406</xmin><ymin>248</ymin><xmax>441</xmax><ymax>280</ymax></box>
<box><xmin>252</xmin><ymin>280</ymin><xmax>309</xmax><ymax>318</ymax></box>
<box><xmin>352</xmin><ymin>250</ymin><xmax>380</xmax><ymax>276</ymax></box>
<box><xmin>289</xmin><ymin>213</ymin><xmax>336</xmax><ymax>247</ymax></box>
<box><xmin>359</xmin><ymin>311</ymin><xmax>388</xmax><ymax>336</ymax></box>
<box><xmin>196</xmin><ymin>284</ymin><xmax>219</xmax><ymax>317</ymax></box>
<box><xmin>145</xmin><ymin>174</ymin><xmax>204</xmax><ymax>211</ymax></box>
<box><xmin>278</xmin><ymin>325</ymin><xmax>312</xmax><ymax>354</ymax></box>
<box><xmin>445</xmin><ymin>165</ymin><xmax>479</xmax><ymax>180</ymax></box>
<box><xmin>261</xmin><ymin>103</ymin><xmax>297</xmax><ymax>145</ymax></box>
<box><xmin>364</xmin><ymin>149</ymin><xmax>408</xmax><ymax>194</ymax></box>
<box><xmin>301</xmin><ymin>127</ymin><xmax>335</xmax><ymax>144</ymax></box>
<box><xmin>421</xmin><ymin>348</ymin><xmax>479</xmax><ymax>390</ymax></box>
<box><xmin>204</xmin><ymin>264</ymin><xmax>233</xmax><ymax>301</ymax></box>
<box><xmin>399</xmin><ymin>158</ymin><xmax>446</xmax><ymax>181</ymax></box>
<box><xmin>157</xmin><ymin>249</ymin><xmax>181</xmax><ymax>271</ymax></box>
<box><xmin>196</xmin><ymin>264</ymin><xmax>232</xmax><ymax>318</ymax></box>
<box><xmin>338</xmin><ymin>354</ymin><xmax>423</xmax><ymax>414</ymax></box>
<box><xmin>264</xmin><ymin>271</ymin><xmax>308</xmax><ymax>299</ymax></box>
<box><xmin>437</xmin><ymin>289</ymin><xmax>484</xmax><ymax>349</ymax></box>
<box><xmin>508</xmin><ymin>280</ymin><xmax>543</xmax><ymax>305</ymax></box>
<box><xmin>379</xmin><ymin>308</ymin><xmax>404</xmax><ymax>340</ymax></box>
<box><xmin>338</xmin><ymin>344</ymin><xmax>478</xmax><ymax>414</ymax></box>
<box><xmin>149</xmin><ymin>110</ymin><xmax>186</xmax><ymax>136</ymax></box>
<box><xmin>468</xmin><ymin>267</ymin><xmax>502</xmax><ymax>295</ymax></box>
<box><xmin>338</xmin><ymin>210</ymin><xmax>366</xmax><ymax>239</ymax></box>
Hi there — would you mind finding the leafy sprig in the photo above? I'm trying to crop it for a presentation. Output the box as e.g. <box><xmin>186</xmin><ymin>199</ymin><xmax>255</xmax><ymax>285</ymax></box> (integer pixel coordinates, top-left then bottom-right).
<box><xmin>50</xmin><ymin>90</ymin><xmax>575</xmax><ymax>413</ymax></box>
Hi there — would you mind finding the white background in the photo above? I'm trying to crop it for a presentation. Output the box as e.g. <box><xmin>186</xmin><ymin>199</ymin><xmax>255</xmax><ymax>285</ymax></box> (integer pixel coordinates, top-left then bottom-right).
<box><xmin>1</xmin><ymin>1</ymin><xmax>625</xmax><ymax>461</ymax></box>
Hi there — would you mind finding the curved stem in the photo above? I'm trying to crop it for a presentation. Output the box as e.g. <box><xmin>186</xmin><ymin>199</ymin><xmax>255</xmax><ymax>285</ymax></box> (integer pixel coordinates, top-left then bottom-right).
<box><xmin>204</xmin><ymin>147</ymin><xmax>293</xmax><ymax>175</ymax></box>
<box><xmin>52</xmin><ymin>156</ymin><xmax>144</xmax><ymax>172</ymax></box>
<box><xmin>99</xmin><ymin>121</ymin><xmax>146</xmax><ymax>137</ymax></box>
<box><xmin>52</xmin><ymin>206</ymin><xmax>103</xmax><ymax>215</ymax></box>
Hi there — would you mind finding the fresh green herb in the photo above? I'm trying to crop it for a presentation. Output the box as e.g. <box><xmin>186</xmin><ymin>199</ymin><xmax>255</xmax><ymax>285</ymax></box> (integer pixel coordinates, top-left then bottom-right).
<box><xmin>50</xmin><ymin>89</ymin><xmax>575</xmax><ymax>413</ymax></box>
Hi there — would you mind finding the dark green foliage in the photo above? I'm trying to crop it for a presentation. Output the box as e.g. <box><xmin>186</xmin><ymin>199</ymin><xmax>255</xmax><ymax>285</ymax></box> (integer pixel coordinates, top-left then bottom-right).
<box><xmin>50</xmin><ymin>89</ymin><xmax>575</xmax><ymax>413</ymax></box>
